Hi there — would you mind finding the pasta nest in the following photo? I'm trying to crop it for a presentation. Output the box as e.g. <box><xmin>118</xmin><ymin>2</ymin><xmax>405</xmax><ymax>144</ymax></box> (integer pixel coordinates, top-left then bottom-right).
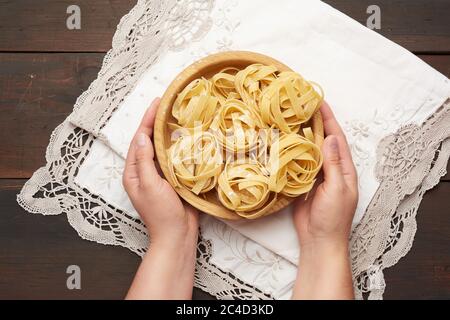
<box><xmin>168</xmin><ymin>64</ymin><xmax>323</xmax><ymax>219</ymax></box>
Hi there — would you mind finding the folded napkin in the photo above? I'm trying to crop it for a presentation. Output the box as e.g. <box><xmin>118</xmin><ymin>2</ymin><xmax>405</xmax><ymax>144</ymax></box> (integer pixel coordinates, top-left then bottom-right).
<box><xmin>72</xmin><ymin>0</ymin><xmax>450</xmax><ymax>265</ymax></box>
<box><xmin>20</xmin><ymin>0</ymin><xmax>450</xmax><ymax>299</ymax></box>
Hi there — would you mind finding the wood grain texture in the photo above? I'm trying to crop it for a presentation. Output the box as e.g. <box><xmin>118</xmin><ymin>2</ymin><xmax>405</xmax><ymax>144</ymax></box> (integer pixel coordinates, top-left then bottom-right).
<box><xmin>420</xmin><ymin>55</ymin><xmax>450</xmax><ymax>77</ymax></box>
<box><xmin>0</xmin><ymin>1</ymin><xmax>449</xmax><ymax>53</ymax></box>
<box><xmin>154</xmin><ymin>51</ymin><xmax>324</xmax><ymax>220</ymax></box>
<box><xmin>0</xmin><ymin>179</ymin><xmax>209</xmax><ymax>300</ymax></box>
<box><xmin>0</xmin><ymin>53</ymin><xmax>103</xmax><ymax>178</ymax></box>
<box><xmin>383</xmin><ymin>182</ymin><xmax>450</xmax><ymax>299</ymax></box>
<box><xmin>323</xmin><ymin>0</ymin><xmax>450</xmax><ymax>53</ymax></box>
<box><xmin>0</xmin><ymin>180</ymin><xmax>136</xmax><ymax>300</ymax></box>
<box><xmin>443</xmin><ymin>164</ymin><xmax>450</xmax><ymax>182</ymax></box>
<box><xmin>0</xmin><ymin>53</ymin><xmax>447</xmax><ymax>180</ymax></box>
<box><xmin>420</xmin><ymin>56</ymin><xmax>450</xmax><ymax>182</ymax></box>
<box><xmin>0</xmin><ymin>0</ymin><xmax>135</xmax><ymax>52</ymax></box>
<box><xmin>1</xmin><ymin>179</ymin><xmax>448</xmax><ymax>299</ymax></box>
<box><xmin>0</xmin><ymin>0</ymin><xmax>449</xmax><ymax>300</ymax></box>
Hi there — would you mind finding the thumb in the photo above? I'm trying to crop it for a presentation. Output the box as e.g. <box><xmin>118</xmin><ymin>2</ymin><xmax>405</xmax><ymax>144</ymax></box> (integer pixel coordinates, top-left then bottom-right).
<box><xmin>322</xmin><ymin>135</ymin><xmax>344</xmax><ymax>187</ymax></box>
<box><xmin>135</xmin><ymin>132</ymin><xmax>161</xmax><ymax>189</ymax></box>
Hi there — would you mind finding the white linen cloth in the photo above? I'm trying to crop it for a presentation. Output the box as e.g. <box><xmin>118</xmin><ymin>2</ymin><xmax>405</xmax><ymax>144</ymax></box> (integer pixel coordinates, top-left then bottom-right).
<box><xmin>19</xmin><ymin>0</ymin><xmax>450</xmax><ymax>299</ymax></box>
<box><xmin>75</xmin><ymin>0</ymin><xmax>449</xmax><ymax>264</ymax></box>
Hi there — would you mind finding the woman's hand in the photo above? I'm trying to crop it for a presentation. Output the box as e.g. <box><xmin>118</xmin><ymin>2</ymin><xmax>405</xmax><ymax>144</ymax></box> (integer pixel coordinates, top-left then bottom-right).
<box><xmin>123</xmin><ymin>98</ymin><xmax>199</xmax><ymax>300</ymax></box>
<box><xmin>292</xmin><ymin>102</ymin><xmax>358</xmax><ymax>300</ymax></box>
<box><xmin>294</xmin><ymin>101</ymin><xmax>358</xmax><ymax>248</ymax></box>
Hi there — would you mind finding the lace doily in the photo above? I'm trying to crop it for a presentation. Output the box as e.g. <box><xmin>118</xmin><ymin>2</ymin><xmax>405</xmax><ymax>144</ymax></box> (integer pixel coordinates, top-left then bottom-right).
<box><xmin>351</xmin><ymin>101</ymin><xmax>450</xmax><ymax>299</ymax></box>
<box><xmin>17</xmin><ymin>0</ymin><xmax>450</xmax><ymax>299</ymax></box>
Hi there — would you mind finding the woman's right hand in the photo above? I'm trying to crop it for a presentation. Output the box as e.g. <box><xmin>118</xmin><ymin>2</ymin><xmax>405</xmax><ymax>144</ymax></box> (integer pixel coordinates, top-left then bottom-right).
<box><xmin>292</xmin><ymin>102</ymin><xmax>358</xmax><ymax>300</ymax></box>
<box><xmin>293</xmin><ymin>101</ymin><xmax>358</xmax><ymax>249</ymax></box>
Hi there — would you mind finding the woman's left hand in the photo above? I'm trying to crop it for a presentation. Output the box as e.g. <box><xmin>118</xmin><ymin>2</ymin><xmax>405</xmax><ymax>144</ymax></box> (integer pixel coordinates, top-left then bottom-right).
<box><xmin>123</xmin><ymin>98</ymin><xmax>199</xmax><ymax>249</ymax></box>
<box><xmin>123</xmin><ymin>98</ymin><xmax>199</xmax><ymax>300</ymax></box>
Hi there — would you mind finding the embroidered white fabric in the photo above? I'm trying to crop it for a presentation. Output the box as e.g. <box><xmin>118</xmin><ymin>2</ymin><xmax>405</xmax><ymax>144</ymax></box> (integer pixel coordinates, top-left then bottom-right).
<box><xmin>70</xmin><ymin>0</ymin><xmax>450</xmax><ymax>267</ymax></box>
<box><xmin>17</xmin><ymin>0</ymin><xmax>450</xmax><ymax>299</ymax></box>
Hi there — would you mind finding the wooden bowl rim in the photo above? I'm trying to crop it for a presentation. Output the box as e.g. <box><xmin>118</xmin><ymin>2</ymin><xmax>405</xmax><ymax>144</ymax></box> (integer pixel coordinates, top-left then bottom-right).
<box><xmin>154</xmin><ymin>51</ymin><xmax>324</xmax><ymax>220</ymax></box>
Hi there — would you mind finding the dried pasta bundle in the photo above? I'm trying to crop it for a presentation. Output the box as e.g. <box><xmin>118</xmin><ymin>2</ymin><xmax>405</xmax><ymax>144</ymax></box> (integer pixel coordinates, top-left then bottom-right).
<box><xmin>210</xmin><ymin>98</ymin><xmax>265</xmax><ymax>154</ymax></box>
<box><xmin>261</xmin><ymin>72</ymin><xmax>323</xmax><ymax>133</ymax></box>
<box><xmin>217</xmin><ymin>163</ymin><xmax>277</xmax><ymax>219</ymax></box>
<box><xmin>168</xmin><ymin>131</ymin><xmax>223</xmax><ymax>195</ymax></box>
<box><xmin>167</xmin><ymin>63</ymin><xmax>323</xmax><ymax>219</ymax></box>
<box><xmin>211</xmin><ymin>67</ymin><xmax>241</xmax><ymax>104</ymax></box>
<box><xmin>172</xmin><ymin>78</ymin><xmax>219</xmax><ymax>129</ymax></box>
<box><xmin>234</xmin><ymin>64</ymin><xmax>278</xmax><ymax>107</ymax></box>
<box><xmin>268</xmin><ymin>131</ymin><xmax>323</xmax><ymax>197</ymax></box>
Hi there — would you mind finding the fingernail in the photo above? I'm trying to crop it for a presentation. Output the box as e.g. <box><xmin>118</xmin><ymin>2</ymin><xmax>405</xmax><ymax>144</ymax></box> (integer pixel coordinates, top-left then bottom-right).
<box><xmin>137</xmin><ymin>133</ymin><xmax>148</xmax><ymax>147</ymax></box>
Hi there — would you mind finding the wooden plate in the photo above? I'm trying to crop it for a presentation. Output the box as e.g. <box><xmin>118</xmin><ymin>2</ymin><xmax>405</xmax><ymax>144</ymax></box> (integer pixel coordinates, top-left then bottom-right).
<box><xmin>154</xmin><ymin>51</ymin><xmax>324</xmax><ymax>220</ymax></box>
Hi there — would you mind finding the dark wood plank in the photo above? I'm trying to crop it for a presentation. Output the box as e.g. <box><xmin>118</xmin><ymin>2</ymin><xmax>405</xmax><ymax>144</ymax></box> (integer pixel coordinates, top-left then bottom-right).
<box><xmin>0</xmin><ymin>0</ymin><xmax>135</xmax><ymax>52</ymax></box>
<box><xmin>323</xmin><ymin>0</ymin><xmax>450</xmax><ymax>53</ymax></box>
<box><xmin>0</xmin><ymin>179</ymin><xmax>211</xmax><ymax>299</ymax></box>
<box><xmin>420</xmin><ymin>55</ymin><xmax>450</xmax><ymax>77</ymax></box>
<box><xmin>418</xmin><ymin>55</ymin><xmax>450</xmax><ymax>182</ymax></box>
<box><xmin>1</xmin><ymin>53</ymin><xmax>448</xmax><ymax>179</ymax></box>
<box><xmin>0</xmin><ymin>0</ymin><xmax>448</xmax><ymax>302</ymax></box>
<box><xmin>1</xmin><ymin>178</ymin><xmax>449</xmax><ymax>299</ymax></box>
<box><xmin>0</xmin><ymin>1</ymin><xmax>449</xmax><ymax>53</ymax></box>
<box><xmin>384</xmin><ymin>182</ymin><xmax>450</xmax><ymax>299</ymax></box>
<box><xmin>444</xmin><ymin>164</ymin><xmax>450</xmax><ymax>182</ymax></box>
<box><xmin>0</xmin><ymin>53</ymin><xmax>103</xmax><ymax>178</ymax></box>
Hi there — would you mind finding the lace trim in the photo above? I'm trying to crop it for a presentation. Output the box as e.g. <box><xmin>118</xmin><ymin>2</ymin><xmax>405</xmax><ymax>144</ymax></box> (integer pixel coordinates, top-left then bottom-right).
<box><xmin>17</xmin><ymin>119</ymin><xmax>274</xmax><ymax>299</ymax></box>
<box><xmin>196</xmin><ymin>236</ymin><xmax>272</xmax><ymax>300</ymax></box>
<box><xmin>351</xmin><ymin>100</ymin><xmax>450</xmax><ymax>299</ymax></box>
<box><xmin>18</xmin><ymin>100</ymin><xmax>450</xmax><ymax>299</ymax></box>
<box><xmin>17</xmin><ymin>0</ymin><xmax>450</xmax><ymax>300</ymax></box>
<box><xmin>17</xmin><ymin>0</ymin><xmax>276</xmax><ymax>300</ymax></box>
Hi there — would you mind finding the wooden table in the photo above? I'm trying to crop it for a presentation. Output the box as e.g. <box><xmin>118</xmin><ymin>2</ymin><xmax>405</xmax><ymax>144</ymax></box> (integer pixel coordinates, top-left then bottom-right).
<box><xmin>0</xmin><ymin>0</ymin><xmax>449</xmax><ymax>300</ymax></box>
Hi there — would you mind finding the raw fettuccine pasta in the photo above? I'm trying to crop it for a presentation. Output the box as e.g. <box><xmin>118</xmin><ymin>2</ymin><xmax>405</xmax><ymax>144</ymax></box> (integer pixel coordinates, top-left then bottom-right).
<box><xmin>168</xmin><ymin>131</ymin><xmax>223</xmax><ymax>195</ymax></box>
<box><xmin>167</xmin><ymin>64</ymin><xmax>323</xmax><ymax>219</ymax></box>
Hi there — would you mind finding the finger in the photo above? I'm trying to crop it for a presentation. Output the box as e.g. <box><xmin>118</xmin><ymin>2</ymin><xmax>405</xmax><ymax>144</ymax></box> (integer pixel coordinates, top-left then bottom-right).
<box><xmin>125</xmin><ymin>99</ymin><xmax>159</xmax><ymax>168</ymax></box>
<box><xmin>335</xmin><ymin>135</ymin><xmax>358</xmax><ymax>187</ymax></box>
<box><xmin>320</xmin><ymin>101</ymin><xmax>345</xmax><ymax>137</ymax></box>
<box><xmin>125</xmin><ymin>98</ymin><xmax>160</xmax><ymax>164</ymax></box>
<box><xmin>320</xmin><ymin>102</ymin><xmax>357</xmax><ymax>185</ymax></box>
<box><xmin>137</xmin><ymin>97</ymin><xmax>160</xmax><ymax>138</ymax></box>
<box><xmin>322</xmin><ymin>135</ymin><xmax>344</xmax><ymax>191</ymax></box>
<box><xmin>134</xmin><ymin>132</ymin><xmax>161</xmax><ymax>189</ymax></box>
<box><xmin>123</xmin><ymin>98</ymin><xmax>160</xmax><ymax>192</ymax></box>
